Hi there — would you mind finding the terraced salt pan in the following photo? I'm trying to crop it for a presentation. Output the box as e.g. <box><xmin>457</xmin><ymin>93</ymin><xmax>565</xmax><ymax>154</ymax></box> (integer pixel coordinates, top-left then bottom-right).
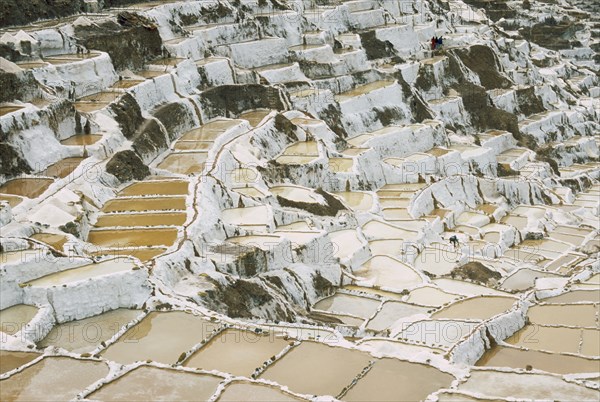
<box><xmin>527</xmin><ymin>304</ymin><xmax>599</xmax><ymax>328</ymax></box>
<box><xmin>101</xmin><ymin>311</ymin><xmax>216</xmax><ymax>364</ymax></box>
<box><xmin>233</xmin><ymin>186</ymin><xmax>265</xmax><ymax>198</ymax></box>
<box><xmin>227</xmin><ymin>234</ymin><xmax>281</xmax><ymax>250</ymax></box>
<box><xmin>344</xmin><ymin>358</ymin><xmax>454</xmax><ymax>402</ymax></box>
<box><xmin>90</xmin><ymin>247</ymin><xmax>167</xmax><ymax>263</ymax></box>
<box><xmin>157</xmin><ymin>152</ymin><xmax>207</xmax><ymax>175</ymax></box>
<box><xmin>458</xmin><ymin>370</ymin><xmax>599</xmax><ymax>401</ymax></box>
<box><xmin>329</xmin><ymin>157</ymin><xmax>354</xmax><ymax>173</ymax></box>
<box><xmin>0</xmin><ymin>304</ymin><xmax>38</xmax><ymax>335</ymax></box>
<box><xmin>432</xmin><ymin>296</ymin><xmax>517</xmax><ymax>321</ymax></box>
<box><xmin>239</xmin><ymin>109</ymin><xmax>272</xmax><ymax>127</ymax></box>
<box><xmin>343</xmin><ymin>286</ymin><xmax>404</xmax><ymax>301</ymax></box>
<box><xmin>328</xmin><ymin>229</ymin><xmax>363</xmax><ymax>259</ymax></box>
<box><xmin>260</xmin><ymin>341</ymin><xmax>371</xmax><ymax>397</ymax></box>
<box><xmin>270</xmin><ymin>185</ymin><xmax>325</xmax><ymax>204</ymax></box>
<box><xmin>118</xmin><ymin>181</ymin><xmax>189</xmax><ymax>196</ymax></box>
<box><xmin>94</xmin><ymin>212</ymin><xmax>187</xmax><ymax>227</ymax></box>
<box><xmin>39</xmin><ymin>157</ymin><xmax>85</xmax><ymax>179</ymax></box>
<box><xmin>506</xmin><ymin>325</ymin><xmax>599</xmax><ymax>356</ymax></box>
<box><xmin>184</xmin><ymin>329</ymin><xmax>290</xmax><ymax>377</ymax></box>
<box><xmin>30</xmin><ymin>233</ymin><xmax>68</xmax><ymax>251</ymax></box>
<box><xmin>543</xmin><ymin>290</ymin><xmax>600</xmax><ymax>304</ymax></box>
<box><xmin>26</xmin><ymin>258</ymin><xmax>137</xmax><ymax>287</ymax></box>
<box><xmin>60</xmin><ymin>134</ymin><xmax>103</xmax><ymax>146</ymax></box>
<box><xmin>432</xmin><ymin>279</ymin><xmax>510</xmax><ymax>296</ymax></box>
<box><xmin>332</xmin><ymin>191</ymin><xmax>373</xmax><ymax>211</ymax></box>
<box><xmin>0</xmin><ymin>106</ymin><xmax>24</xmax><ymax>116</ymax></box>
<box><xmin>314</xmin><ymin>293</ymin><xmax>380</xmax><ymax>319</ymax></box>
<box><xmin>88</xmin><ymin>366</ymin><xmax>223</xmax><ymax>401</ymax></box>
<box><xmin>366</xmin><ymin>302</ymin><xmax>429</xmax><ymax>332</ymax></box>
<box><xmin>222</xmin><ymin>205</ymin><xmax>269</xmax><ymax>227</ymax></box>
<box><xmin>398</xmin><ymin>320</ymin><xmax>479</xmax><ymax>349</ymax></box>
<box><xmin>477</xmin><ymin>345</ymin><xmax>600</xmax><ymax>374</ymax></box>
<box><xmin>0</xmin><ymin>350</ymin><xmax>39</xmax><ymax>375</ymax></box>
<box><xmin>406</xmin><ymin>286</ymin><xmax>461</xmax><ymax>307</ymax></box>
<box><xmin>413</xmin><ymin>245</ymin><xmax>461</xmax><ymax>276</ymax></box>
<box><xmin>0</xmin><ymin>357</ymin><xmax>109</xmax><ymax>402</ymax></box>
<box><xmin>353</xmin><ymin>255</ymin><xmax>423</xmax><ymax>290</ymax></box>
<box><xmin>37</xmin><ymin>309</ymin><xmax>140</xmax><ymax>353</ymax></box>
<box><xmin>368</xmin><ymin>239</ymin><xmax>405</xmax><ymax>257</ymax></box>
<box><xmin>102</xmin><ymin>197</ymin><xmax>186</xmax><ymax>212</ymax></box>
<box><xmin>0</xmin><ymin>194</ymin><xmax>23</xmax><ymax>207</ymax></box>
<box><xmin>501</xmin><ymin>268</ymin><xmax>562</xmax><ymax>291</ymax></box>
<box><xmin>0</xmin><ymin>178</ymin><xmax>54</xmax><ymax>198</ymax></box>
<box><xmin>87</xmin><ymin>227</ymin><xmax>179</xmax><ymax>248</ymax></box>
<box><xmin>361</xmin><ymin>220</ymin><xmax>416</xmax><ymax>240</ymax></box>
<box><xmin>218</xmin><ymin>381</ymin><xmax>303</xmax><ymax>402</ymax></box>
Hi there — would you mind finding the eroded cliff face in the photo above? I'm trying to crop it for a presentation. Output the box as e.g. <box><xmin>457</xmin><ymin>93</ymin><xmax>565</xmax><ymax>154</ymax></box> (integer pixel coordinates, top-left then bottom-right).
<box><xmin>0</xmin><ymin>0</ymin><xmax>599</xmax><ymax>399</ymax></box>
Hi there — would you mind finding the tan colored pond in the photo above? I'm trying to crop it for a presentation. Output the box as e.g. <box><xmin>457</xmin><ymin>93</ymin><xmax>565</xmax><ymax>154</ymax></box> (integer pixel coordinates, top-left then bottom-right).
<box><xmin>501</xmin><ymin>268</ymin><xmax>561</xmax><ymax>291</ymax></box>
<box><xmin>506</xmin><ymin>325</ymin><xmax>581</xmax><ymax>354</ymax></box>
<box><xmin>89</xmin><ymin>366</ymin><xmax>222</xmax><ymax>401</ymax></box>
<box><xmin>398</xmin><ymin>320</ymin><xmax>479</xmax><ymax>349</ymax></box>
<box><xmin>157</xmin><ymin>152</ymin><xmax>207</xmax><ymax>175</ymax></box>
<box><xmin>527</xmin><ymin>304</ymin><xmax>599</xmax><ymax>328</ymax></box>
<box><xmin>501</xmin><ymin>214</ymin><xmax>528</xmax><ymax>230</ymax></box>
<box><xmin>344</xmin><ymin>358</ymin><xmax>453</xmax><ymax>402</ymax></box>
<box><xmin>0</xmin><ymin>194</ymin><xmax>23</xmax><ymax>207</ymax></box>
<box><xmin>477</xmin><ymin>345</ymin><xmax>600</xmax><ymax>374</ymax></box>
<box><xmin>332</xmin><ymin>192</ymin><xmax>373</xmax><ymax>211</ymax></box>
<box><xmin>0</xmin><ymin>357</ymin><xmax>109</xmax><ymax>402</ymax></box>
<box><xmin>336</xmin><ymin>80</ymin><xmax>394</xmax><ymax>102</ymax></box>
<box><xmin>88</xmin><ymin>227</ymin><xmax>178</xmax><ymax>248</ymax></box>
<box><xmin>90</xmin><ymin>247</ymin><xmax>166</xmax><ymax>262</ymax></box>
<box><xmin>457</xmin><ymin>370</ymin><xmax>599</xmax><ymax>401</ymax></box>
<box><xmin>239</xmin><ymin>109</ymin><xmax>272</xmax><ymax>127</ymax></box>
<box><xmin>222</xmin><ymin>205</ymin><xmax>269</xmax><ymax>226</ymax></box>
<box><xmin>432</xmin><ymin>278</ymin><xmax>509</xmax><ymax>296</ymax></box>
<box><xmin>280</xmin><ymin>141</ymin><xmax>319</xmax><ymax>156</ymax></box>
<box><xmin>0</xmin><ymin>106</ymin><xmax>24</xmax><ymax>117</ymax></box>
<box><xmin>94</xmin><ymin>212</ymin><xmax>187</xmax><ymax>228</ymax></box>
<box><xmin>38</xmin><ymin>309</ymin><xmax>140</xmax><ymax>353</ymax></box>
<box><xmin>30</xmin><ymin>233</ymin><xmax>68</xmax><ymax>251</ymax></box>
<box><xmin>343</xmin><ymin>286</ymin><xmax>404</xmax><ymax>301</ymax></box>
<box><xmin>119</xmin><ymin>181</ymin><xmax>189</xmax><ymax>196</ymax></box>
<box><xmin>406</xmin><ymin>286</ymin><xmax>460</xmax><ymax>307</ymax></box>
<box><xmin>60</xmin><ymin>134</ymin><xmax>102</xmax><ymax>146</ymax></box>
<box><xmin>218</xmin><ymin>381</ymin><xmax>303</xmax><ymax>401</ymax></box>
<box><xmin>361</xmin><ymin>220</ymin><xmax>416</xmax><ymax>240</ymax></box>
<box><xmin>328</xmin><ymin>229</ymin><xmax>363</xmax><ymax>259</ymax></box>
<box><xmin>314</xmin><ymin>293</ymin><xmax>381</xmax><ymax>319</ymax></box>
<box><xmin>413</xmin><ymin>246</ymin><xmax>461</xmax><ymax>276</ymax></box>
<box><xmin>329</xmin><ymin>157</ymin><xmax>354</xmax><ymax>173</ymax></box>
<box><xmin>39</xmin><ymin>157</ymin><xmax>85</xmax><ymax>179</ymax></box>
<box><xmin>233</xmin><ymin>186</ymin><xmax>265</xmax><ymax>198</ymax></box>
<box><xmin>354</xmin><ymin>255</ymin><xmax>423</xmax><ymax>290</ymax></box>
<box><xmin>102</xmin><ymin>196</ymin><xmax>186</xmax><ymax>212</ymax></box>
<box><xmin>432</xmin><ymin>296</ymin><xmax>516</xmax><ymax>321</ymax></box>
<box><xmin>0</xmin><ymin>178</ymin><xmax>54</xmax><ymax>198</ymax></box>
<box><xmin>369</xmin><ymin>239</ymin><xmax>405</xmax><ymax>257</ymax></box>
<box><xmin>366</xmin><ymin>302</ymin><xmax>429</xmax><ymax>332</ymax></box>
<box><xmin>260</xmin><ymin>341</ymin><xmax>371</xmax><ymax>397</ymax></box>
<box><xmin>173</xmin><ymin>140</ymin><xmax>213</xmax><ymax>151</ymax></box>
<box><xmin>271</xmin><ymin>185</ymin><xmax>324</xmax><ymax>204</ymax></box>
<box><xmin>180</xmin><ymin>119</ymin><xmax>241</xmax><ymax>141</ymax></box>
<box><xmin>381</xmin><ymin>208</ymin><xmax>412</xmax><ymax>220</ymax></box>
<box><xmin>101</xmin><ymin>311</ymin><xmax>215</xmax><ymax>364</ymax></box>
<box><xmin>0</xmin><ymin>304</ymin><xmax>38</xmax><ymax>335</ymax></box>
<box><xmin>184</xmin><ymin>329</ymin><xmax>289</xmax><ymax>377</ymax></box>
<box><xmin>543</xmin><ymin>290</ymin><xmax>600</xmax><ymax>304</ymax></box>
<box><xmin>26</xmin><ymin>258</ymin><xmax>137</xmax><ymax>287</ymax></box>
<box><xmin>0</xmin><ymin>350</ymin><xmax>39</xmax><ymax>375</ymax></box>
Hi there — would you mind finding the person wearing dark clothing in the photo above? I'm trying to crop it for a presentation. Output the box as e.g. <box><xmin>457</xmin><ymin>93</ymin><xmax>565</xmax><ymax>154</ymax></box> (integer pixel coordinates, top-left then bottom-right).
<box><xmin>437</xmin><ymin>36</ymin><xmax>443</xmax><ymax>48</ymax></box>
<box><xmin>431</xmin><ymin>36</ymin><xmax>436</xmax><ymax>50</ymax></box>
<box><xmin>449</xmin><ymin>235</ymin><xmax>459</xmax><ymax>249</ymax></box>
